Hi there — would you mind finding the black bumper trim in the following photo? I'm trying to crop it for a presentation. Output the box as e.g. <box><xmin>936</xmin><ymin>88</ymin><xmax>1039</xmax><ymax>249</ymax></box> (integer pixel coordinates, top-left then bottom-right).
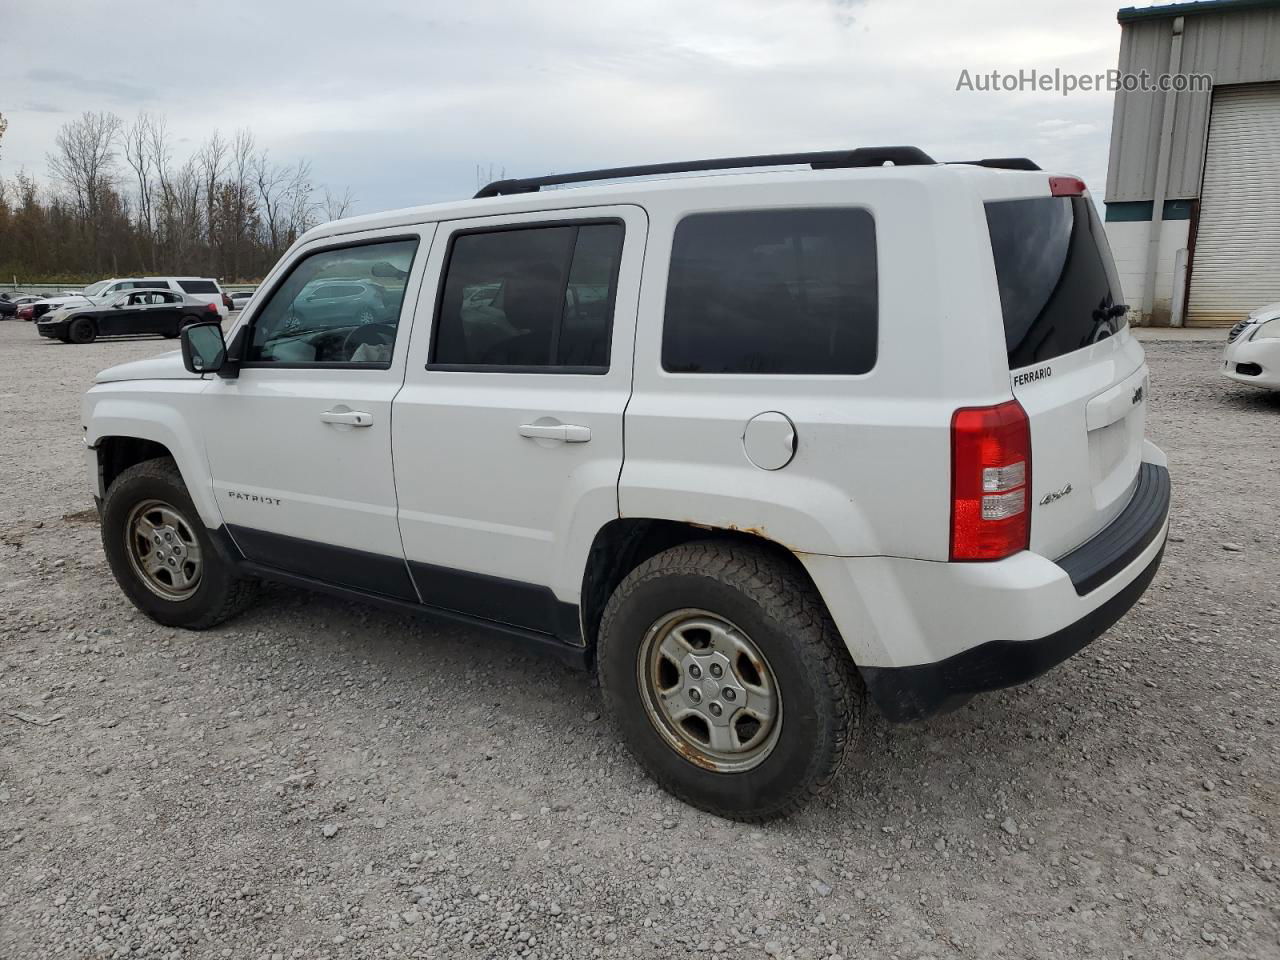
<box><xmin>861</xmin><ymin>542</ymin><xmax>1165</xmax><ymax>722</ymax></box>
<box><xmin>1055</xmin><ymin>462</ymin><xmax>1170</xmax><ymax>596</ymax></box>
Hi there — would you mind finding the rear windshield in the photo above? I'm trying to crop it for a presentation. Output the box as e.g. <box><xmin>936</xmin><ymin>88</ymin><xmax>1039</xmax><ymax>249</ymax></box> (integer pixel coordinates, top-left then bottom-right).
<box><xmin>178</xmin><ymin>280</ymin><xmax>219</xmax><ymax>294</ymax></box>
<box><xmin>985</xmin><ymin>196</ymin><xmax>1124</xmax><ymax>369</ymax></box>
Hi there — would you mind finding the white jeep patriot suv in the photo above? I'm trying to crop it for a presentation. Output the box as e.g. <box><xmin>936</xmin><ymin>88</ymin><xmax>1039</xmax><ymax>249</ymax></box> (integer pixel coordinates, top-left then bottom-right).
<box><xmin>82</xmin><ymin>147</ymin><xmax>1171</xmax><ymax>820</ymax></box>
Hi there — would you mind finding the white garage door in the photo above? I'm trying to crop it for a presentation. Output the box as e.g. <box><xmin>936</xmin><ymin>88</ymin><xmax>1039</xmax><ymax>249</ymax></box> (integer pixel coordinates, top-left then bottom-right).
<box><xmin>1187</xmin><ymin>83</ymin><xmax>1280</xmax><ymax>326</ymax></box>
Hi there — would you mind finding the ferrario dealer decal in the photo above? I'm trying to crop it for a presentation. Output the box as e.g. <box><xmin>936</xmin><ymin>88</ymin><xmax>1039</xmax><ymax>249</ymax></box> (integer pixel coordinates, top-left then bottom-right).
<box><xmin>1012</xmin><ymin>365</ymin><xmax>1052</xmax><ymax>387</ymax></box>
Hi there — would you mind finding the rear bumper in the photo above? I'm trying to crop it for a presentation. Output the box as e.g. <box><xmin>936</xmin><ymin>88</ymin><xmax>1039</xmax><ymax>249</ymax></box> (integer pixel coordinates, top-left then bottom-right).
<box><xmin>800</xmin><ymin>448</ymin><xmax>1170</xmax><ymax>722</ymax></box>
<box><xmin>860</xmin><ymin>542</ymin><xmax>1164</xmax><ymax>721</ymax></box>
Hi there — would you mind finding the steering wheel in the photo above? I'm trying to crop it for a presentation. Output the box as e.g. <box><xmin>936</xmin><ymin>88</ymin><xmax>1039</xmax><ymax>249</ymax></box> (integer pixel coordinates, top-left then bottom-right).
<box><xmin>342</xmin><ymin>322</ymin><xmax>396</xmax><ymax>360</ymax></box>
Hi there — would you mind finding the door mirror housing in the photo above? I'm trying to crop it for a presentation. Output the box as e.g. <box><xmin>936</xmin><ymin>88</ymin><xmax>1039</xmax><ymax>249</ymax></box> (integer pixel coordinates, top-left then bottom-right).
<box><xmin>181</xmin><ymin>322</ymin><xmax>227</xmax><ymax>374</ymax></box>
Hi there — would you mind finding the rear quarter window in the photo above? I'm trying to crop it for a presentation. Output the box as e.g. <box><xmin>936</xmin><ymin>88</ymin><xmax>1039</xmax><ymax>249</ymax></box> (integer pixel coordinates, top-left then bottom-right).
<box><xmin>986</xmin><ymin>196</ymin><xmax>1125</xmax><ymax>368</ymax></box>
<box><xmin>178</xmin><ymin>280</ymin><xmax>219</xmax><ymax>294</ymax></box>
<box><xmin>662</xmin><ymin>208</ymin><xmax>878</xmax><ymax>375</ymax></box>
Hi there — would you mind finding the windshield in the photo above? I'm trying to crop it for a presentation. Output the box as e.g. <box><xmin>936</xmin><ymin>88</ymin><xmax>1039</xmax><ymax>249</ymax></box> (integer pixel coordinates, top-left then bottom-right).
<box><xmin>82</xmin><ymin>281</ymin><xmax>111</xmax><ymax>297</ymax></box>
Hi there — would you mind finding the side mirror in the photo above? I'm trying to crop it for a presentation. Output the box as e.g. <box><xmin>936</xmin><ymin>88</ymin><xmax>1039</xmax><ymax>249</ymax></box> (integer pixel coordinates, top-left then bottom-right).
<box><xmin>181</xmin><ymin>322</ymin><xmax>227</xmax><ymax>374</ymax></box>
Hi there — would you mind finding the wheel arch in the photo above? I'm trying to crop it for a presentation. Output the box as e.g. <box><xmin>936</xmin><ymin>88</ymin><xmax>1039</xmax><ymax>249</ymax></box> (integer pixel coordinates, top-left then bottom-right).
<box><xmin>579</xmin><ymin>518</ymin><xmax>837</xmax><ymax>652</ymax></box>
<box><xmin>88</xmin><ymin>396</ymin><xmax>220</xmax><ymax>528</ymax></box>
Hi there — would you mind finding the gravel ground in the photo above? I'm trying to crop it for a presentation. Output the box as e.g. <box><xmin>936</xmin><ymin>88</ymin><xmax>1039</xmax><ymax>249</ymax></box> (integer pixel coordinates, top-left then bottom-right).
<box><xmin>1</xmin><ymin>321</ymin><xmax>1277</xmax><ymax>960</ymax></box>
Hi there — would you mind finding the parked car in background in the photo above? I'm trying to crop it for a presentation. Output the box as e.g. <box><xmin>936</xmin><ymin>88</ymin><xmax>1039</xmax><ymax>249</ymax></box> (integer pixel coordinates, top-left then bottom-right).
<box><xmin>16</xmin><ymin>302</ymin><xmax>37</xmax><ymax>321</ymax></box>
<box><xmin>38</xmin><ymin>290</ymin><xmax>218</xmax><ymax>343</ymax></box>
<box><xmin>1222</xmin><ymin>301</ymin><xmax>1280</xmax><ymax>391</ymax></box>
<box><xmin>1</xmin><ymin>294</ymin><xmax>42</xmax><ymax>318</ymax></box>
<box><xmin>228</xmin><ymin>290</ymin><xmax>255</xmax><ymax>310</ymax></box>
<box><xmin>31</xmin><ymin>277</ymin><xmax>229</xmax><ymax>320</ymax></box>
<box><xmin>288</xmin><ymin>278</ymin><xmax>396</xmax><ymax>329</ymax></box>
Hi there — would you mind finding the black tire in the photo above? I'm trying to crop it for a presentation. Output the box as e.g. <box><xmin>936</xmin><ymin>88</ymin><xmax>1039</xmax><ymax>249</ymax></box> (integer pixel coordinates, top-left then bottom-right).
<box><xmin>101</xmin><ymin>458</ymin><xmax>258</xmax><ymax>629</ymax></box>
<box><xmin>597</xmin><ymin>541</ymin><xmax>864</xmax><ymax>821</ymax></box>
<box><xmin>68</xmin><ymin>316</ymin><xmax>97</xmax><ymax>344</ymax></box>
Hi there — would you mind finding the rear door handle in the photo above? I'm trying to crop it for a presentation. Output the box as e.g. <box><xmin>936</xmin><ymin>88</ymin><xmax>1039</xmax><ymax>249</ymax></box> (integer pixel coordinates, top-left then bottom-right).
<box><xmin>518</xmin><ymin>423</ymin><xmax>591</xmax><ymax>443</ymax></box>
<box><xmin>321</xmin><ymin>409</ymin><xmax>374</xmax><ymax>427</ymax></box>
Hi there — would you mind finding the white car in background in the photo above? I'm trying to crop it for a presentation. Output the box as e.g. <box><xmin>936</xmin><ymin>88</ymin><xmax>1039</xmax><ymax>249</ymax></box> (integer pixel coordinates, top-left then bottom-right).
<box><xmin>1222</xmin><ymin>301</ymin><xmax>1280</xmax><ymax>390</ymax></box>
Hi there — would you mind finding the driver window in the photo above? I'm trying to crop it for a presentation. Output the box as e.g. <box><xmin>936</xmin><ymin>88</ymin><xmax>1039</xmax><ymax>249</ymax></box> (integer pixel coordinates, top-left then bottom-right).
<box><xmin>246</xmin><ymin>238</ymin><xmax>419</xmax><ymax>365</ymax></box>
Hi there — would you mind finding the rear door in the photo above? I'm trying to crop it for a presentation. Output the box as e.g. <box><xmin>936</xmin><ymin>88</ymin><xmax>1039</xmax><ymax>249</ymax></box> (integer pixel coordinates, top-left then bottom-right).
<box><xmin>140</xmin><ymin>291</ymin><xmax>183</xmax><ymax>334</ymax></box>
<box><xmin>392</xmin><ymin>205</ymin><xmax>645</xmax><ymax>637</ymax></box>
<box><xmin>985</xmin><ymin>191</ymin><xmax>1147</xmax><ymax>558</ymax></box>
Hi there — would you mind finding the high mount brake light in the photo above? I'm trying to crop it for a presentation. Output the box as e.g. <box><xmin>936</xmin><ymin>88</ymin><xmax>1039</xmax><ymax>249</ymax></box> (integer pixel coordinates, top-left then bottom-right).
<box><xmin>1049</xmin><ymin>176</ymin><xmax>1086</xmax><ymax>197</ymax></box>
<box><xmin>950</xmin><ymin>400</ymin><xmax>1031</xmax><ymax>561</ymax></box>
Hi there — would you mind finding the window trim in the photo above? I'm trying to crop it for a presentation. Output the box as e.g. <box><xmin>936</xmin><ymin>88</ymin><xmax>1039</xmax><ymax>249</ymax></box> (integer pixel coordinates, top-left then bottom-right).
<box><xmin>238</xmin><ymin>233</ymin><xmax>422</xmax><ymax>372</ymax></box>
<box><xmin>426</xmin><ymin>216</ymin><xmax>625</xmax><ymax>375</ymax></box>
<box><xmin>660</xmin><ymin>206</ymin><xmax>880</xmax><ymax>377</ymax></box>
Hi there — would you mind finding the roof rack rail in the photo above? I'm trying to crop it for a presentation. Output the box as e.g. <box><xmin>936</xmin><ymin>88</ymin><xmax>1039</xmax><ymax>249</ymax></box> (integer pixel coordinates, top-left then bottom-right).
<box><xmin>473</xmin><ymin>146</ymin><xmax>936</xmax><ymax>198</ymax></box>
<box><xmin>949</xmin><ymin>157</ymin><xmax>1042</xmax><ymax>171</ymax></box>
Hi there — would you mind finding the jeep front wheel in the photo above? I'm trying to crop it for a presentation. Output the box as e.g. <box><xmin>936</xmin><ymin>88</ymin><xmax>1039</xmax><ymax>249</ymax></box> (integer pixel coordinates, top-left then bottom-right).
<box><xmin>101</xmin><ymin>458</ymin><xmax>257</xmax><ymax>629</ymax></box>
<box><xmin>597</xmin><ymin>541</ymin><xmax>864</xmax><ymax>821</ymax></box>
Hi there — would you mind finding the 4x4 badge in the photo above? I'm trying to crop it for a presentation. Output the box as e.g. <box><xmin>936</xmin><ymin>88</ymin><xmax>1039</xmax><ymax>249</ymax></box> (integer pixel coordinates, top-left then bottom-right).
<box><xmin>1039</xmin><ymin>483</ymin><xmax>1073</xmax><ymax>506</ymax></box>
<box><xmin>1132</xmin><ymin>385</ymin><xmax>1144</xmax><ymax>405</ymax></box>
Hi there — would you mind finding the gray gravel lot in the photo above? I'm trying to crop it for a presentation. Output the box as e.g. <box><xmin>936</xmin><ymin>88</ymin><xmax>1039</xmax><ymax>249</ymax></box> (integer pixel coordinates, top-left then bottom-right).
<box><xmin>1</xmin><ymin>320</ymin><xmax>1277</xmax><ymax>960</ymax></box>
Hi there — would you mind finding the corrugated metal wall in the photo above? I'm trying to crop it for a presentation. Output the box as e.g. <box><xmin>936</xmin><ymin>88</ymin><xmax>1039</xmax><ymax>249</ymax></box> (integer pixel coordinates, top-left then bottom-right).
<box><xmin>1185</xmin><ymin>83</ymin><xmax>1280</xmax><ymax>325</ymax></box>
<box><xmin>1105</xmin><ymin>5</ymin><xmax>1280</xmax><ymax>203</ymax></box>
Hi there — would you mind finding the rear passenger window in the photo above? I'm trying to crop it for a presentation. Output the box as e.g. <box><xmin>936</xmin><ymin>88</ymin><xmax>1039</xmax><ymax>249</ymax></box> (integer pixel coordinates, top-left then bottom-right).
<box><xmin>178</xmin><ymin>280</ymin><xmax>219</xmax><ymax>294</ymax></box>
<box><xmin>431</xmin><ymin>222</ymin><xmax>624</xmax><ymax>371</ymax></box>
<box><xmin>663</xmin><ymin>209</ymin><xmax>877</xmax><ymax>375</ymax></box>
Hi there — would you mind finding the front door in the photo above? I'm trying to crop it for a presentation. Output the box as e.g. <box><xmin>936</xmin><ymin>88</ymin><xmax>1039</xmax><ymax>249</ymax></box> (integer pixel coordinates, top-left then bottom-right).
<box><xmin>98</xmin><ymin>293</ymin><xmax>146</xmax><ymax>335</ymax></box>
<box><xmin>392</xmin><ymin>205</ymin><xmax>646</xmax><ymax>637</ymax></box>
<box><xmin>200</xmin><ymin>226</ymin><xmax>434</xmax><ymax>600</ymax></box>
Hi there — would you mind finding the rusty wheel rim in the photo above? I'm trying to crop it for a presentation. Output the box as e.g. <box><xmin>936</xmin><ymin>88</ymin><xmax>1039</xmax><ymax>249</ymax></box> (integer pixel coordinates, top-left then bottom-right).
<box><xmin>124</xmin><ymin>499</ymin><xmax>203</xmax><ymax>602</ymax></box>
<box><xmin>637</xmin><ymin>608</ymin><xmax>782</xmax><ymax>774</ymax></box>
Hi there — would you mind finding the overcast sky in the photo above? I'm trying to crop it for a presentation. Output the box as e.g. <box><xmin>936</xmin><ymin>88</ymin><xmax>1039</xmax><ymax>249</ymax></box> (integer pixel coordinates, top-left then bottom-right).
<box><xmin>2</xmin><ymin>0</ymin><xmax>1137</xmax><ymax>216</ymax></box>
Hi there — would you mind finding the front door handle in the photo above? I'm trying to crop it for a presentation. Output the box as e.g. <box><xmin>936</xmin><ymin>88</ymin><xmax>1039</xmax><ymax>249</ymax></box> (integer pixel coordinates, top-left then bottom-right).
<box><xmin>518</xmin><ymin>423</ymin><xmax>591</xmax><ymax>443</ymax></box>
<box><xmin>321</xmin><ymin>408</ymin><xmax>373</xmax><ymax>427</ymax></box>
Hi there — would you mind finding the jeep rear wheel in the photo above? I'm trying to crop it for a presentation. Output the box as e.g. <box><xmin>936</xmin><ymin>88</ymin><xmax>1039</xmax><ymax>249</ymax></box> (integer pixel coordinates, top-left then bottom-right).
<box><xmin>597</xmin><ymin>541</ymin><xmax>864</xmax><ymax>821</ymax></box>
<box><xmin>101</xmin><ymin>458</ymin><xmax>258</xmax><ymax>629</ymax></box>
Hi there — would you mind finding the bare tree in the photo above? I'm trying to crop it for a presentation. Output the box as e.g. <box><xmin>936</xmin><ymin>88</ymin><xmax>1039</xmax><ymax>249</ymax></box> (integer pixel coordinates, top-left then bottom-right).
<box><xmin>283</xmin><ymin>158</ymin><xmax>317</xmax><ymax>243</ymax></box>
<box><xmin>198</xmin><ymin>131</ymin><xmax>228</xmax><ymax>269</ymax></box>
<box><xmin>323</xmin><ymin>186</ymin><xmax>355</xmax><ymax>221</ymax></box>
<box><xmin>253</xmin><ymin>149</ymin><xmax>289</xmax><ymax>253</ymax></box>
<box><xmin>121</xmin><ymin>113</ymin><xmax>157</xmax><ymax>269</ymax></box>
<box><xmin>6</xmin><ymin>110</ymin><xmax>354</xmax><ymax>283</ymax></box>
<box><xmin>47</xmin><ymin>111</ymin><xmax>123</xmax><ymax>271</ymax></box>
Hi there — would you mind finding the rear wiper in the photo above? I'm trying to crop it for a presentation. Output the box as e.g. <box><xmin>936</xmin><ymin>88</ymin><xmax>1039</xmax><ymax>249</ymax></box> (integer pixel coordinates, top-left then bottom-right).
<box><xmin>1094</xmin><ymin>303</ymin><xmax>1128</xmax><ymax>322</ymax></box>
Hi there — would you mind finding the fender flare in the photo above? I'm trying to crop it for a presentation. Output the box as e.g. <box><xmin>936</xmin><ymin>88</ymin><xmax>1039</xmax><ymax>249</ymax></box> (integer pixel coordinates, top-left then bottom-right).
<box><xmin>86</xmin><ymin>395</ymin><xmax>220</xmax><ymax>528</ymax></box>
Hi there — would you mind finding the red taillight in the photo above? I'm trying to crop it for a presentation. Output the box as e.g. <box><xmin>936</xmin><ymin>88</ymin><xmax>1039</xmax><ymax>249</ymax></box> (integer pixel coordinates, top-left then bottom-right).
<box><xmin>950</xmin><ymin>400</ymin><xmax>1031</xmax><ymax>561</ymax></box>
<box><xmin>1049</xmin><ymin>175</ymin><xmax>1085</xmax><ymax>197</ymax></box>
<box><xmin>205</xmin><ymin>302</ymin><xmax>218</xmax><ymax>313</ymax></box>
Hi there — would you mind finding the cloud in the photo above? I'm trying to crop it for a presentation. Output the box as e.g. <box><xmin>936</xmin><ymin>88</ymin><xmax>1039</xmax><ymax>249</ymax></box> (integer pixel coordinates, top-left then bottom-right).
<box><xmin>2</xmin><ymin>0</ymin><xmax>1126</xmax><ymax>212</ymax></box>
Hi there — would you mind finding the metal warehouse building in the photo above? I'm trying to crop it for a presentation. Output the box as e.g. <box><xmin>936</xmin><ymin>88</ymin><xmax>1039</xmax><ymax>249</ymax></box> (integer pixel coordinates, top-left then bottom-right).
<box><xmin>1106</xmin><ymin>0</ymin><xmax>1280</xmax><ymax>326</ymax></box>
